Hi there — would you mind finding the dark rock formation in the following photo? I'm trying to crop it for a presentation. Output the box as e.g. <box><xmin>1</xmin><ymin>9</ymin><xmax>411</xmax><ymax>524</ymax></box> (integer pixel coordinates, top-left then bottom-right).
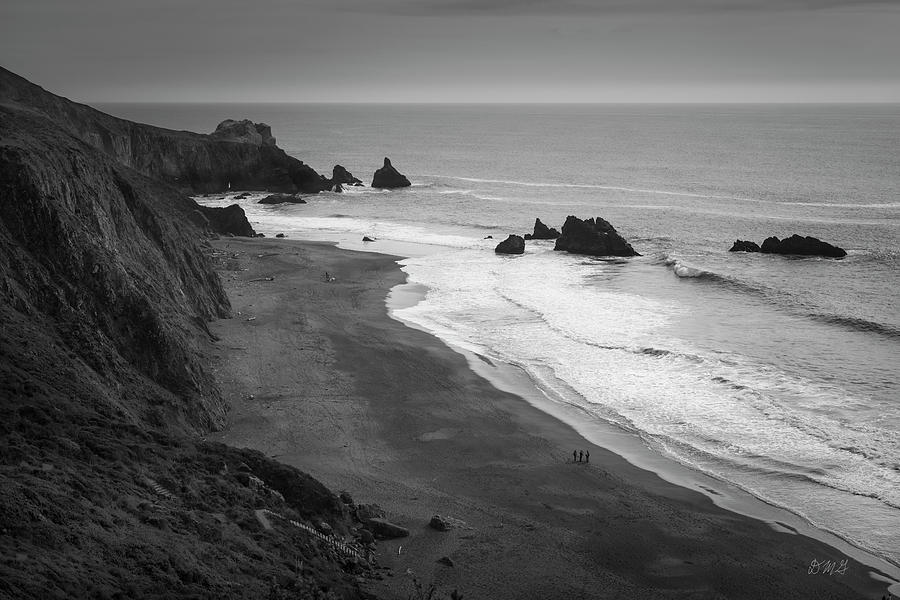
<box><xmin>275</xmin><ymin>233</ymin><xmax>285</xmax><ymax>238</ymax></box>
<box><xmin>761</xmin><ymin>235</ymin><xmax>847</xmax><ymax>258</ymax></box>
<box><xmin>362</xmin><ymin>236</ymin><xmax>375</xmax><ymax>242</ymax></box>
<box><xmin>371</xmin><ymin>157</ymin><xmax>411</xmax><ymax>189</ymax></box>
<box><xmin>554</xmin><ymin>216</ymin><xmax>640</xmax><ymax>257</ymax></box>
<box><xmin>729</xmin><ymin>240</ymin><xmax>761</xmax><ymax>253</ymax></box>
<box><xmin>0</xmin><ymin>67</ymin><xmax>326</xmax><ymax>194</ymax></box>
<box><xmin>524</xmin><ymin>218</ymin><xmax>560</xmax><ymax>240</ymax></box>
<box><xmin>495</xmin><ymin>234</ymin><xmax>526</xmax><ymax>255</ymax></box>
<box><xmin>210</xmin><ymin>119</ymin><xmax>276</xmax><ymax>147</ymax></box>
<box><xmin>331</xmin><ymin>165</ymin><xmax>362</xmax><ymax>186</ymax></box>
<box><xmin>365</xmin><ymin>518</ymin><xmax>409</xmax><ymax>539</ymax></box>
<box><xmin>189</xmin><ymin>204</ymin><xmax>256</xmax><ymax>237</ymax></box>
<box><xmin>437</xmin><ymin>556</ymin><xmax>454</xmax><ymax>567</ymax></box>
<box><xmin>257</xmin><ymin>193</ymin><xmax>306</xmax><ymax>205</ymax></box>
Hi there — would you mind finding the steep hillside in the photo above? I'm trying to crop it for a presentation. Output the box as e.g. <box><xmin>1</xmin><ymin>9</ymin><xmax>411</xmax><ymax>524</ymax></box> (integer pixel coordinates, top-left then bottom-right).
<box><xmin>0</xmin><ymin>71</ymin><xmax>372</xmax><ymax>598</ymax></box>
<box><xmin>0</xmin><ymin>67</ymin><xmax>326</xmax><ymax>194</ymax></box>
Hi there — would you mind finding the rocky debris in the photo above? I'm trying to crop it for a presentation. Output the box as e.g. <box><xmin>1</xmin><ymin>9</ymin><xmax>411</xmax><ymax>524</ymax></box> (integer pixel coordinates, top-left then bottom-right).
<box><xmin>257</xmin><ymin>193</ymin><xmax>307</xmax><ymax>205</ymax></box>
<box><xmin>211</xmin><ymin>119</ymin><xmax>277</xmax><ymax>147</ymax></box>
<box><xmin>437</xmin><ymin>556</ymin><xmax>454</xmax><ymax>567</ymax></box>
<box><xmin>365</xmin><ymin>518</ymin><xmax>409</xmax><ymax>539</ymax></box>
<box><xmin>371</xmin><ymin>157</ymin><xmax>411</xmax><ymax>188</ymax></box>
<box><xmin>495</xmin><ymin>234</ymin><xmax>525</xmax><ymax>255</ymax></box>
<box><xmin>553</xmin><ymin>216</ymin><xmax>640</xmax><ymax>257</ymax></box>
<box><xmin>762</xmin><ymin>235</ymin><xmax>846</xmax><ymax>258</ymax></box>
<box><xmin>729</xmin><ymin>240</ymin><xmax>761</xmax><ymax>252</ymax></box>
<box><xmin>524</xmin><ymin>218</ymin><xmax>560</xmax><ymax>240</ymax></box>
<box><xmin>191</xmin><ymin>204</ymin><xmax>256</xmax><ymax>237</ymax></box>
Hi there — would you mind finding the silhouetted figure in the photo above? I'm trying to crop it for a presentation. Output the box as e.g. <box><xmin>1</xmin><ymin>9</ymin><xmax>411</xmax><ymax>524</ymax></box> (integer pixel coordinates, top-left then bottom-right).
<box><xmin>573</xmin><ymin>450</ymin><xmax>577</xmax><ymax>463</ymax></box>
<box><xmin>585</xmin><ymin>450</ymin><xmax>590</xmax><ymax>463</ymax></box>
<box><xmin>578</xmin><ymin>450</ymin><xmax>584</xmax><ymax>462</ymax></box>
<box><xmin>324</xmin><ymin>271</ymin><xmax>330</xmax><ymax>282</ymax></box>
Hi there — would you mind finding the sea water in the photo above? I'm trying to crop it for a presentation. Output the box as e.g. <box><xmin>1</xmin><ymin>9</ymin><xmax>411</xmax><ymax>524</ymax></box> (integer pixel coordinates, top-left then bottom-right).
<box><xmin>102</xmin><ymin>103</ymin><xmax>900</xmax><ymax>568</ymax></box>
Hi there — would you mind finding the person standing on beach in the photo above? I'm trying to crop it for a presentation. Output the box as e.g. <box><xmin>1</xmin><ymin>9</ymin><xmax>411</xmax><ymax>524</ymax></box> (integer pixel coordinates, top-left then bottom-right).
<box><xmin>585</xmin><ymin>450</ymin><xmax>590</xmax><ymax>463</ymax></box>
<box><xmin>578</xmin><ymin>450</ymin><xmax>583</xmax><ymax>462</ymax></box>
<box><xmin>573</xmin><ymin>450</ymin><xmax>577</xmax><ymax>463</ymax></box>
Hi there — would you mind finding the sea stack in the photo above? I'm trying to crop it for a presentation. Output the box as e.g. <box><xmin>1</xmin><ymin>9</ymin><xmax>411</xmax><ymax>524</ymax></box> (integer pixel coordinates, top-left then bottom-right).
<box><xmin>495</xmin><ymin>234</ymin><xmax>526</xmax><ymax>254</ymax></box>
<box><xmin>553</xmin><ymin>216</ymin><xmax>640</xmax><ymax>257</ymax></box>
<box><xmin>729</xmin><ymin>235</ymin><xmax>846</xmax><ymax>258</ymax></box>
<box><xmin>371</xmin><ymin>157</ymin><xmax>411</xmax><ymax>189</ymax></box>
<box><xmin>523</xmin><ymin>218</ymin><xmax>560</xmax><ymax>240</ymax></box>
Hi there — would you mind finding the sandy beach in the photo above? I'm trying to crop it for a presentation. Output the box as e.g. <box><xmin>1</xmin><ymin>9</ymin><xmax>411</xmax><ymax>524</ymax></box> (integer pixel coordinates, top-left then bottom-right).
<box><xmin>206</xmin><ymin>237</ymin><xmax>892</xmax><ymax>600</ymax></box>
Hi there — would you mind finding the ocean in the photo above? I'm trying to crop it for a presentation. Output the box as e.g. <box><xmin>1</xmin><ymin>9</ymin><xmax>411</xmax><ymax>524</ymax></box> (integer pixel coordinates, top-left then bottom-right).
<box><xmin>101</xmin><ymin>103</ymin><xmax>900</xmax><ymax>569</ymax></box>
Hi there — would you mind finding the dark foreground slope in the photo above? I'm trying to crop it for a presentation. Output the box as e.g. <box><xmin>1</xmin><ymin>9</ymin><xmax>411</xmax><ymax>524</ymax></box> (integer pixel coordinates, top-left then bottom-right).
<box><xmin>0</xmin><ymin>73</ymin><xmax>370</xmax><ymax>598</ymax></box>
<box><xmin>0</xmin><ymin>67</ymin><xmax>326</xmax><ymax>194</ymax></box>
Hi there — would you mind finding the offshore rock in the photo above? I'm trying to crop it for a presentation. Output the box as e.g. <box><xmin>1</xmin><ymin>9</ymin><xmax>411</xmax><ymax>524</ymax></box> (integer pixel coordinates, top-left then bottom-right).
<box><xmin>760</xmin><ymin>235</ymin><xmax>846</xmax><ymax>258</ymax></box>
<box><xmin>729</xmin><ymin>240</ymin><xmax>761</xmax><ymax>253</ymax></box>
<box><xmin>371</xmin><ymin>157</ymin><xmax>411</xmax><ymax>189</ymax></box>
<box><xmin>554</xmin><ymin>216</ymin><xmax>640</xmax><ymax>257</ymax></box>
<box><xmin>495</xmin><ymin>234</ymin><xmax>525</xmax><ymax>255</ymax></box>
<box><xmin>331</xmin><ymin>165</ymin><xmax>363</xmax><ymax>187</ymax></box>
<box><xmin>257</xmin><ymin>193</ymin><xmax>307</xmax><ymax>205</ymax></box>
<box><xmin>523</xmin><ymin>218</ymin><xmax>560</xmax><ymax>240</ymax></box>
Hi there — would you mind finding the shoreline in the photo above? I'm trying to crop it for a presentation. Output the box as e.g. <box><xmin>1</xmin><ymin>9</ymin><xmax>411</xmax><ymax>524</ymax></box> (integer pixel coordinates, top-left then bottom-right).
<box><xmin>207</xmin><ymin>236</ymin><xmax>897</xmax><ymax>599</ymax></box>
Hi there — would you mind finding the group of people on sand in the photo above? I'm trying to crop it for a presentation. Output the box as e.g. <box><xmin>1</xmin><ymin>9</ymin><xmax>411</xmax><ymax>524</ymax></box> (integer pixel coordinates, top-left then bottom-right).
<box><xmin>573</xmin><ymin>449</ymin><xmax>590</xmax><ymax>463</ymax></box>
<box><xmin>323</xmin><ymin>271</ymin><xmax>336</xmax><ymax>283</ymax></box>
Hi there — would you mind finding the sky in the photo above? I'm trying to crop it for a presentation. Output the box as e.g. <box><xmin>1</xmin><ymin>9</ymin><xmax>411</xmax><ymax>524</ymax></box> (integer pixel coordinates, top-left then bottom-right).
<box><xmin>2</xmin><ymin>0</ymin><xmax>900</xmax><ymax>103</ymax></box>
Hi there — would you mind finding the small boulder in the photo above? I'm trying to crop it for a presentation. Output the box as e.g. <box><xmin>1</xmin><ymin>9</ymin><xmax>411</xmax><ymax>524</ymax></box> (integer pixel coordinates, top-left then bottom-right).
<box><xmin>729</xmin><ymin>240</ymin><xmax>761</xmax><ymax>252</ymax></box>
<box><xmin>371</xmin><ymin>157</ymin><xmax>411</xmax><ymax>189</ymax></box>
<box><xmin>258</xmin><ymin>193</ymin><xmax>307</xmax><ymax>205</ymax></box>
<box><xmin>429</xmin><ymin>515</ymin><xmax>452</xmax><ymax>532</ymax></box>
<box><xmin>362</xmin><ymin>236</ymin><xmax>375</xmax><ymax>242</ymax></box>
<box><xmin>437</xmin><ymin>556</ymin><xmax>454</xmax><ymax>567</ymax></box>
<box><xmin>366</xmin><ymin>518</ymin><xmax>409</xmax><ymax>539</ymax></box>
<box><xmin>495</xmin><ymin>234</ymin><xmax>525</xmax><ymax>255</ymax></box>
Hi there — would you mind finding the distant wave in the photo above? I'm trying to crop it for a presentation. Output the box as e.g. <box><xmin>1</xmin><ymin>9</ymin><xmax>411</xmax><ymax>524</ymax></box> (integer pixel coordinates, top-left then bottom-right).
<box><xmin>810</xmin><ymin>313</ymin><xmax>900</xmax><ymax>340</ymax></box>
<box><xmin>439</xmin><ymin>175</ymin><xmax>755</xmax><ymax>202</ymax></box>
<box><xmin>656</xmin><ymin>255</ymin><xmax>769</xmax><ymax>297</ymax></box>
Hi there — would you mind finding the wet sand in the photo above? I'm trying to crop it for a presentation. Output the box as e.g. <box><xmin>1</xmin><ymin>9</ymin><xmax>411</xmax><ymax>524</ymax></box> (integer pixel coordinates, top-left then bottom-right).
<box><xmin>207</xmin><ymin>237</ymin><xmax>892</xmax><ymax>600</ymax></box>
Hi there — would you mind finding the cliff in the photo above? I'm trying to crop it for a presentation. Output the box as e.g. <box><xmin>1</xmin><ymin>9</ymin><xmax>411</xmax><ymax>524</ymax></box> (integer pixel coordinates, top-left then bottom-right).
<box><xmin>0</xmin><ymin>69</ymin><xmax>369</xmax><ymax>598</ymax></box>
<box><xmin>0</xmin><ymin>66</ymin><xmax>326</xmax><ymax>194</ymax></box>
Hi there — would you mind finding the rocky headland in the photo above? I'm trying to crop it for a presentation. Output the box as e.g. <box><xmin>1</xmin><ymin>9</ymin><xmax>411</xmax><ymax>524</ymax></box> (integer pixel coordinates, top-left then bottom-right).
<box><xmin>0</xmin><ymin>67</ymin><xmax>380</xmax><ymax>598</ymax></box>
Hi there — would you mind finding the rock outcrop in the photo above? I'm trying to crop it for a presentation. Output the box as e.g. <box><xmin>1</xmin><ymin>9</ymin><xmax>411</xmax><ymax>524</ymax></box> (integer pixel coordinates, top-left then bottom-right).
<box><xmin>371</xmin><ymin>157</ymin><xmax>411</xmax><ymax>189</ymax></box>
<box><xmin>330</xmin><ymin>165</ymin><xmax>363</xmax><ymax>187</ymax></box>
<box><xmin>210</xmin><ymin>119</ymin><xmax>276</xmax><ymax>147</ymax></box>
<box><xmin>190</xmin><ymin>204</ymin><xmax>256</xmax><ymax>237</ymax></box>
<box><xmin>495</xmin><ymin>234</ymin><xmax>526</xmax><ymax>255</ymax></box>
<box><xmin>729</xmin><ymin>235</ymin><xmax>846</xmax><ymax>258</ymax></box>
<box><xmin>524</xmin><ymin>218</ymin><xmax>560</xmax><ymax>240</ymax></box>
<box><xmin>729</xmin><ymin>240</ymin><xmax>761</xmax><ymax>253</ymax></box>
<box><xmin>257</xmin><ymin>193</ymin><xmax>307</xmax><ymax>205</ymax></box>
<box><xmin>553</xmin><ymin>216</ymin><xmax>640</xmax><ymax>257</ymax></box>
<box><xmin>0</xmin><ymin>67</ymin><xmax>326</xmax><ymax>194</ymax></box>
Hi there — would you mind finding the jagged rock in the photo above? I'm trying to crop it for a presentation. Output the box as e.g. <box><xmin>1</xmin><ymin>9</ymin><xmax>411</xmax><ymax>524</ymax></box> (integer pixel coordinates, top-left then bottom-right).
<box><xmin>437</xmin><ymin>556</ymin><xmax>454</xmax><ymax>567</ymax></box>
<box><xmin>362</xmin><ymin>236</ymin><xmax>375</xmax><ymax>242</ymax></box>
<box><xmin>523</xmin><ymin>218</ymin><xmax>560</xmax><ymax>240</ymax></box>
<box><xmin>275</xmin><ymin>233</ymin><xmax>285</xmax><ymax>238</ymax></box>
<box><xmin>495</xmin><ymin>235</ymin><xmax>525</xmax><ymax>255</ymax></box>
<box><xmin>366</xmin><ymin>518</ymin><xmax>409</xmax><ymax>539</ymax></box>
<box><xmin>258</xmin><ymin>193</ymin><xmax>306</xmax><ymax>205</ymax></box>
<box><xmin>553</xmin><ymin>216</ymin><xmax>640</xmax><ymax>257</ymax></box>
<box><xmin>730</xmin><ymin>240</ymin><xmax>761</xmax><ymax>252</ymax></box>
<box><xmin>192</xmin><ymin>204</ymin><xmax>256</xmax><ymax>237</ymax></box>
<box><xmin>211</xmin><ymin>119</ymin><xmax>276</xmax><ymax>147</ymax></box>
<box><xmin>332</xmin><ymin>165</ymin><xmax>362</xmax><ymax>186</ymax></box>
<box><xmin>429</xmin><ymin>515</ymin><xmax>453</xmax><ymax>532</ymax></box>
<box><xmin>371</xmin><ymin>157</ymin><xmax>411</xmax><ymax>189</ymax></box>
<box><xmin>760</xmin><ymin>235</ymin><xmax>846</xmax><ymax>258</ymax></box>
<box><xmin>254</xmin><ymin>233</ymin><xmax>266</xmax><ymax>238</ymax></box>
